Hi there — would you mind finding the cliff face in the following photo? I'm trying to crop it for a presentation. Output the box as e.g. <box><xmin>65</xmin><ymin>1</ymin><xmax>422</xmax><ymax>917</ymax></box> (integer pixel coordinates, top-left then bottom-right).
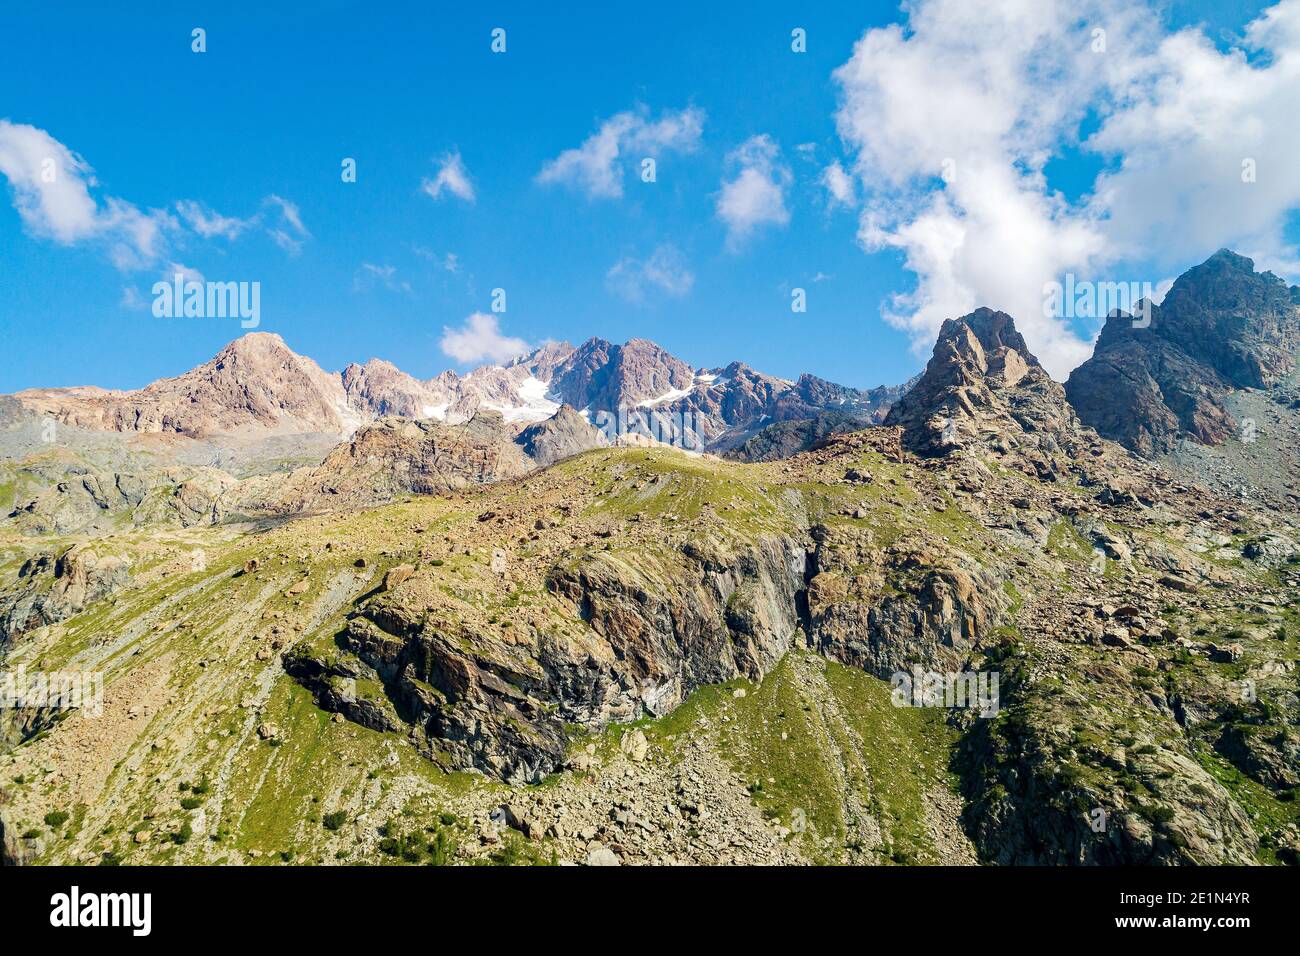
<box><xmin>1066</xmin><ymin>250</ymin><xmax>1300</xmax><ymax>457</ymax></box>
<box><xmin>884</xmin><ymin>307</ymin><xmax>1109</xmax><ymax>487</ymax></box>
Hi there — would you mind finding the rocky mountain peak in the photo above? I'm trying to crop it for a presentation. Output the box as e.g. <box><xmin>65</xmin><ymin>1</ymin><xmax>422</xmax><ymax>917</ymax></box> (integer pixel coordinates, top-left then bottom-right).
<box><xmin>1066</xmin><ymin>249</ymin><xmax>1300</xmax><ymax>457</ymax></box>
<box><xmin>885</xmin><ymin>309</ymin><xmax>1083</xmax><ymax>470</ymax></box>
<box><xmin>510</xmin><ymin>340</ymin><xmax>576</xmax><ymax>382</ymax></box>
<box><xmin>210</xmin><ymin>331</ymin><xmax>293</xmax><ymax>364</ymax></box>
<box><xmin>342</xmin><ymin>357</ymin><xmax>449</xmax><ymax>419</ymax></box>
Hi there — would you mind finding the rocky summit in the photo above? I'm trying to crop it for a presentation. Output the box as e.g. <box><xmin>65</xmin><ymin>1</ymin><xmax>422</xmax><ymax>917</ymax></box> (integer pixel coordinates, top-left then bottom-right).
<box><xmin>2</xmin><ymin>251</ymin><xmax>1299</xmax><ymax>868</ymax></box>
<box><xmin>1067</xmin><ymin>250</ymin><xmax>1300</xmax><ymax>509</ymax></box>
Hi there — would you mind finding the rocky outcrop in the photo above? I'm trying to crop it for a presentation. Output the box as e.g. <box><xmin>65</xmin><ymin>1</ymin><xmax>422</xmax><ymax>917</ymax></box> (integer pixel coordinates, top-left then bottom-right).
<box><xmin>8</xmin><ymin>467</ymin><xmax>239</xmax><ymax>534</ymax></box>
<box><xmin>516</xmin><ymin>405</ymin><xmax>607</xmax><ymax>467</ymax></box>
<box><xmin>317</xmin><ymin>534</ymin><xmax>807</xmax><ymax>782</ymax></box>
<box><xmin>291</xmin><ymin>511</ymin><xmax>1009</xmax><ymax>785</ymax></box>
<box><xmin>957</xmin><ymin>662</ymin><xmax>1263</xmax><ymax>866</ymax></box>
<box><xmin>235</xmin><ymin>412</ymin><xmax>534</xmax><ymax>515</ymax></box>
<box><xmin>805</xmin><ymin>524</ymin><xmax>1007</xmax><ymax>678</ymax></box>
<box><xmin>884</xmin><ymin>308</ymin><xmax>1099</xmax><ymax>482</ymax></box>
<box><xmin>0</xmin><ymin>544</ymin><xmax>131</xmax><ymax>650</ymax></box>
<box><xmin>1066</xmin><ymin>250</ymin><xmax>1300</xmax><ymax>456</ymax></box>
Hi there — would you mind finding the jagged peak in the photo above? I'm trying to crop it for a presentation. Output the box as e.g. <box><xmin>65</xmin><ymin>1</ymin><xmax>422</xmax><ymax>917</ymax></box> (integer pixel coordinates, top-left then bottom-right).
<box><xmin>937</xmin><ymin>308</ymin><xmax>1041</xmax><ymax>369</ymax></box>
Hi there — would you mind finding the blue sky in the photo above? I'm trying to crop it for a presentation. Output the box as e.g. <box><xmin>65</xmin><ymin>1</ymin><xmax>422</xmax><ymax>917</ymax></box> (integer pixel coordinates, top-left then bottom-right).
<box><xmin>1</xmin><ymin>0</ymin><xmax>1294</xmax><ymax>393</ymax></box>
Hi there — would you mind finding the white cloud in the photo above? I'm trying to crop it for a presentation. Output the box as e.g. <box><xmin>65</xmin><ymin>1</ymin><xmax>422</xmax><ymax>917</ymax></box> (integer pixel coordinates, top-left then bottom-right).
<box><xmin>175</xmin><ymin>199</ymin><xmax>252</xmax><ymax>239</ymax></box>
<box><xmin>421</xmin><ymin>151</ymin><xmax>476</xmax><ymax>203</ymax></box>
<box><xmin>606</xmin><ymin>244</ymin><xmax>695</xmax><ymax>303</ymax></box>
<box><xmin>716</xmin><ymin>134</ymin><xmax>791</xmax><ymax>249</ymax></box>
<box><xmin>537</xmin><ymin>105</ymin><xmax>705</xmax><ymax>199</ymax></box>
<box><xmin>831</xmin><ymin>0</ymin><xmax>1300</xmax><ymax>378</ymax></box>
<box><xmin>821</xmin><ymin>161</ymin><xmax>856</xmax><ymax>207</ymax></box>
<box><xmin>165</xmin><ymin>262</ymin><xmax>206</xmax><ymax>285</ymax></box>
<box><xmin>0</xmin><ymin>119</ymin><xmax>175</xmax><ymax>268</ymax></box>
<box><xmin>440</xmin><ymin>312</ymin><xmax>529</xmax><ymax>364</ymax></box>
<box><xmin>0</xmin><ymin>119</ymin><xmax>99</xmax><ymax>242</ymax></box>
<box><xmin>1085</xmin><ymin>2</ymin><xmax>1300</xmax><ymax>272</ymax></box>
<box><xmin>0</xmin><ymin>121</ymin><xmax>313</xmax><ymax>273</ymax></box>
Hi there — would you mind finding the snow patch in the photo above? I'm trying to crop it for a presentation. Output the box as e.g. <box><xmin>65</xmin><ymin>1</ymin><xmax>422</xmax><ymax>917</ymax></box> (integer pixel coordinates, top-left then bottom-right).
<box><xmin>483</xmin><ymin>376</ymin><xmax>560</xmax><ymax>423</ymax></box>
<box><xmin>637</xmin><ymin>376</ymin><xmax>697</xmax><ymax>408</ymax></box>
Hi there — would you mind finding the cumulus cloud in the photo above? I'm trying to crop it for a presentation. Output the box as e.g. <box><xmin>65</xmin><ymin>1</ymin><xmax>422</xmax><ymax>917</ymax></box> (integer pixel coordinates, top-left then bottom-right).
<box><xmin>0</xmin><ymin>119</ymin><xmax>175</xmax><ymax>268</ymax></box>
<box><xmin>606</xmin><ymin>244</ymin><xmax>695</xmax><ymax>303</ymax></box>
<box><xmin>538</xmin><ymin>105</ymin><xmax>704</xmax><ymax>199</ymax></box>
<box><xmin>1086</xmin><ymin>2</ymin><xmax>1300</xmax><ymax>275</ymax></box>
<box><xmin>440</xmin><ymin>312</ymin><xmax>529</xmax><ymax>364</ymax></box>
<box><xmin>421</xmin><ymin>150</ymin><xmax>476</xmax><ymax>203</ymax></box>
<box><xmin>831</xmin><ymin>0</ymin><xmax>1300</xmax><ymax>377</ymax></box>
<box><xmin>716</xmin><ymin>134</ymin><xmax>791</xmax><ymax>249</ymax></box>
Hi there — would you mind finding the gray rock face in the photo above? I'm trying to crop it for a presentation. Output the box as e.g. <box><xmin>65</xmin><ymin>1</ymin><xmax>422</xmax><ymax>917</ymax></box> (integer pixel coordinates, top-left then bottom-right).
<box><xmin>806</xmin><ymin>525</ymin><xmax>1007</xmax><ymax>679</ymax></box>
<box><xmin>9</xmin><ymin>468</ymin><xmax>237</xmax><ymax>534</ymax></box>
<box><xmin>884</xmin><ymin>308</ymin><xmax>1096</xmax><ymax>482</ymax></box>
<box><xmin>516</xmin><ymin>405</ymin><xmax>607</xmax><ymax>467</ymax></box>
<box><xmin>0</xmin><ymin>543</ymin><xmax>131</xmax><ymax>650</ymax></box>
<box><xmin>724</xmin><ymin>410</ymin><xmax>876</xmax><ymax>463</ymax></box>
<box><xmin>292</xmin><ymin>518</ymin><xmax>1008</xmax><ymax>786</ymax></box>
<box><xmin>1066</xmin><ymin>249</ymin><xmax>1300</xmax><ymax>456</ymax></box>
<box><xmin>325</xmin><ymin>533</ymin><xmax>808</xmax><ymax>783</ymax></box>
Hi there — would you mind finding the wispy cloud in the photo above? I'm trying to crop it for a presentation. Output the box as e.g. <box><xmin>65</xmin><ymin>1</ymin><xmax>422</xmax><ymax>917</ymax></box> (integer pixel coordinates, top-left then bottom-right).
<box><xmin>415</xmin><ymin>246</ymin><xmax>462</xmax><ymax>273</ymax></box>
<box><xmin>263</xmin><ymin>194</ymin><xmax>310</xmax><ymax>256</ymax></box>
<box><xmin>440</xmin><ymin>312</ymin><xmax>528</xmax><ymax>364</ymax></box>
<box><xmin>538</xmin><ymin>105</ymin><xmax>705</xmax><ymax>199</ymax></box>
<box><xmin>716</xmin><ymin>134</ymin><xmax>791</xmax><ymax>250</ymax></box>
<box><xmin>353</xmin><ymin>262</ymin><xmax>412</xmax><ymax>294</ymax></box>
<box><xmin>0</xmin><ymin>120</ymin><xmax>314</xmax><ymax>273</ymax></box>
<box><xmin>174</xmin><ymin>199</ymin><xmax>253</xmax><ymax>239</ymax></box>
<box><xmin>421</xmin><ymin>150</ymin><xmax>476</xmax><ymax>203</ymax></box>
<box><xmin>120</xmin><ymin>285</ymin><xmax>145</xmax><ymax>310</ymax></box>
<box><xmin>606</xmin><ymin>244</ymin><xmax>694</xmax><ymax>304</ymax></box>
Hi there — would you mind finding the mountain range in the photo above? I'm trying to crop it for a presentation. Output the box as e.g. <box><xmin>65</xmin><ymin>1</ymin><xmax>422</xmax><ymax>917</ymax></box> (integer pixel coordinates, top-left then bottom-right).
<box><xmin>2</xmin><ymin>248</ymin><xmax>1298</xmax><ymax>868</ymax></box>
<box><xmin>11</xmin><ymin>332</ymin><xmax>905</xmax><ymax>455</ymax></box>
